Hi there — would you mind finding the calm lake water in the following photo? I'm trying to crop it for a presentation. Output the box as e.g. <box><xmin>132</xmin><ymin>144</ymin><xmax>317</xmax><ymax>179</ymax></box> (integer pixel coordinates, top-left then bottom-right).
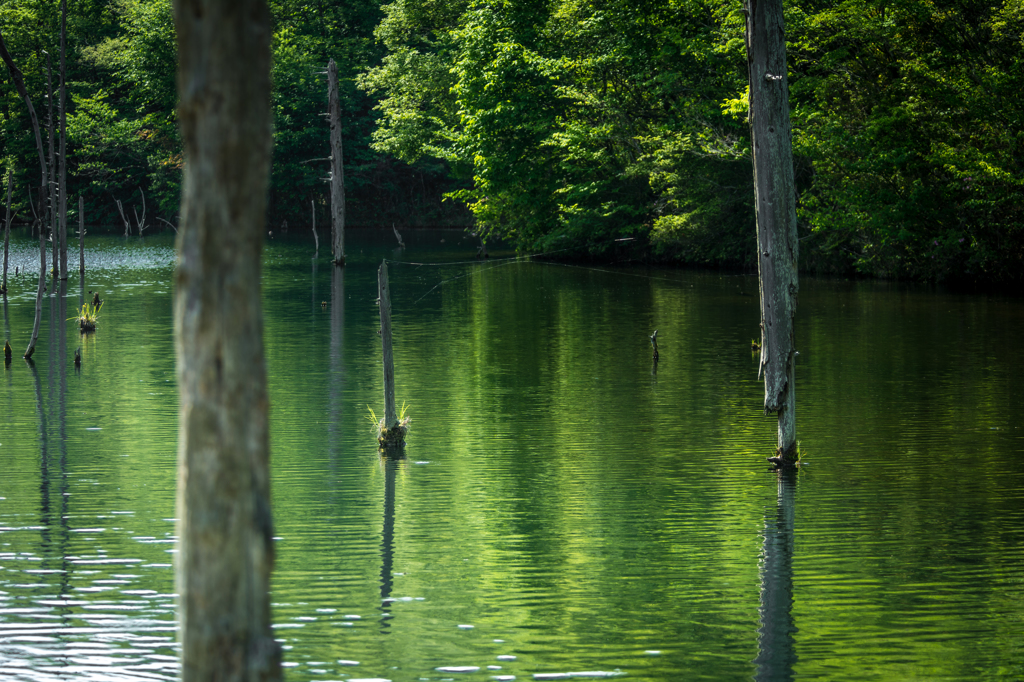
<box><xmin>1</xmin><ymin>230</ymin><xmax>1022</xmax><ymax>682</ymax></box>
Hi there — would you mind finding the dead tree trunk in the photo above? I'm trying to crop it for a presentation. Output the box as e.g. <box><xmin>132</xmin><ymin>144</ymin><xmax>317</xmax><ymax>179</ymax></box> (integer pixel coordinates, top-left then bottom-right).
<box><xmin>46</xmin><ymin>53</ymin><xmax>58</xmax><ymax>278</ymax></box>
<box><xmin>327</xmin><ymin>59</ymin><xmax>345</xmax><ymax>267</ymax></box>
<box><xmin>377</xmin><ymin>261</ymin><xmax>407</xmax><ymax>451</ymax></box>
<box><xmin>745</xmin><ymin>0</ymin><xmax>799</xmax><ymax>462</ymax></box>
<box><xmin>78</xmin><ymin>196</ymin><xmax>85</xmax><ymax>275</ymax></box>
<box><xmin>3</xmin><ymin>171</ymin><xmax>12</xmax><ymax>294</ymax></box>
<box><xmin>171</xmin><ymin>0</ymin><xmax>281</xmax><ymax>679</ymax></box>
<box><xmin>59</xmin><ymin>0</ymin><xmax>68</xmax><ymax>280</ymax></box>
<box><xmin>1</xmin><ymin>30</ymin><xmax>49</xmax><ymax>360</ymax></box>
<box><xmin>379</xmin><ymin>262</ymin><xmax>396</xmax><ymax>428</ymax></box>
<box><xmin>25</xmin><ymin>189</ymin><xmax>46</xmax><ymax>360</ymax></box>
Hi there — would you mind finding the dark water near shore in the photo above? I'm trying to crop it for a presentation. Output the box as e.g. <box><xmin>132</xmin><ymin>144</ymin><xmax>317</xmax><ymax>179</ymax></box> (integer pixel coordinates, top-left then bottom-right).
<box><xmin>1</xmin><ymin>230</ymin><xmax>1022</xmax><ymax>681</ymax></box>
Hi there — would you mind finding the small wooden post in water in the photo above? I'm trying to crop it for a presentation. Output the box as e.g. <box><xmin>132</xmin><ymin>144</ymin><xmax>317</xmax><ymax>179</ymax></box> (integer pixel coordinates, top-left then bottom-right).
<box><xmin>377</xmin><ymin>261</ymin><xmax>407</xmax><ymax>451</ymax></box>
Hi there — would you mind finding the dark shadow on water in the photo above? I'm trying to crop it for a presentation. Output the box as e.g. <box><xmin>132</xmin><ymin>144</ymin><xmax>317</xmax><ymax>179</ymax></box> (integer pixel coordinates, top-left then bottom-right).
<box><xmin>753</xmin><ymin>467</ymin><xmax>798</xmax><ymax>681</ymax></box>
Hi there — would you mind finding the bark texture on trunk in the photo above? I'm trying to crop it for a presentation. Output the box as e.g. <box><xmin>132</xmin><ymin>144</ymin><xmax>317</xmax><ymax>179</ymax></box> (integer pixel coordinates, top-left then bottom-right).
<box><xmin>328</xmin><ymin>59</ymin><xmax>345</xmax><ymax>266</ymax></box>
<box><xmin>171</xmin><ymin>0</ymin><xmax>280</xmax><ymax>679</ymax></box>
<box><xmin>745</xmin><ymin>0</ymin><xmax>798</xmax><ymax>458</ymax></box>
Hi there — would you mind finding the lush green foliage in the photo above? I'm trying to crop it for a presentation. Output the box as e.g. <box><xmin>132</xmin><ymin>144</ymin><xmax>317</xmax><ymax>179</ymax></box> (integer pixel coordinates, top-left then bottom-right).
<box><xmin>0</xmin><ymin>0</ymin><xmax>466</xmax><ymax>230</ymax></box>
<box><xmin>1</xmin><ymin>0</ymin><xmax>1021</xmax><ymax>285</ymax></box>
<box><xmin>364</xmin><ymin>0</ymin><xmax>1024</xmax><ymax>284</ymax></box>
<box><xmin>362</xmin><ymin>0</ymin><xmax>756</xmax><ymax>261</ymax></box>
<box><xmin>788</xmin><ymin>0</ymin><xmax>1024</xmax><ymax>284</ymax></box>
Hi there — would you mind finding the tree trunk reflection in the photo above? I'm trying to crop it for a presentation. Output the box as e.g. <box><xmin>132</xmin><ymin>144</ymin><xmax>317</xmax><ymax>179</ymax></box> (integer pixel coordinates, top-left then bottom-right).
<box><xmin>754</xmin><ymin>467</ymin><xmax>797</xmax><ymax>681</ymax></box>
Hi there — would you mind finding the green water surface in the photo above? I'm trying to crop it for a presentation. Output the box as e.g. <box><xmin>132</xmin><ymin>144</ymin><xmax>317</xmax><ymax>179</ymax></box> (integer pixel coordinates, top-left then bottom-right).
<box><xmin>0</xmin><ymin>230</ymin><xmax>1022</xmax><ymax>681</ymax></box>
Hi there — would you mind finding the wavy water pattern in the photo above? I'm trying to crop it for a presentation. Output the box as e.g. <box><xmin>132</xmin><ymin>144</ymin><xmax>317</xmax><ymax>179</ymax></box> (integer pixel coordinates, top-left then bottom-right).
<box><xmin>1</xmin><ymin>231</ymin><xmax>1022</xmax><ymax>681</ymax></box>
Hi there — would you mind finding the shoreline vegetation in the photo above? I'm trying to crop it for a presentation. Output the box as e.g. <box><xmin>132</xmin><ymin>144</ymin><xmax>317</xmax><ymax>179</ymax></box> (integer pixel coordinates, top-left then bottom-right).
<box><xmin>1</xmin><ymin>0</ymin><xmax>1020</xmax><ymax>291</ymax></box>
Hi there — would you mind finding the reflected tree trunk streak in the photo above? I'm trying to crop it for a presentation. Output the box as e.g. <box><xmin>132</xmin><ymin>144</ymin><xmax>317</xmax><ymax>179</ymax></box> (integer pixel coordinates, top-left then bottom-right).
<box><xmin>328</xmin><ymin>266</ymin><xmax>344</xmax><ymax>477</ymax></box>
<box><xmin>379</xmin><ymin>457</ymin><xmax>399</xmax><ymax>632</ymax></box>
<box><xmin>56</xmin><ymin>281</ymin><xmax>73</xmax><ymax>615</ymax></box>
<box><xmin>30</xmin><ymin>356</ymin><xmax>50</xmax><ymax>553</ymax></box>
<box><xmin>754</xmin><ymin>468</ymin><xmax>797</xmax><ymax>681</ymax></box>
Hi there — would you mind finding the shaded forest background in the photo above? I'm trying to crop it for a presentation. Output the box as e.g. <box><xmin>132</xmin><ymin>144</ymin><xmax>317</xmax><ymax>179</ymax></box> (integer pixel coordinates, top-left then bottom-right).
<box><xmin>1</xmin><ymin>0</ymin><xmax>1022</xmax><ymax>286</ymax></box>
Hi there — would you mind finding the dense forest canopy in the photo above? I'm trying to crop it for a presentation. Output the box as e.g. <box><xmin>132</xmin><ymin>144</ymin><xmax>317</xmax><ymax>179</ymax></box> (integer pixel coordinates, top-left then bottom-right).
<box><xmin>1</xmin><ymin>0</ymin><xmax>1022</xmax><ymax>286</ymax></box>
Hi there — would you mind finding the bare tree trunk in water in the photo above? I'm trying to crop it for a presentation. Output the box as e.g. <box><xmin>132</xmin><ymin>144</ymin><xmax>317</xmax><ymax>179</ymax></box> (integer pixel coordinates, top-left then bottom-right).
<box><xmin>79</xmin><ymin>196</ymin><xmax>85</xmax><ymax>275</ymax></box>
<box><xmin>328</xmin><ymin>59</ymin><xmax>345</xmax><ymax>266</ymax></box>
<box><xmin>0</xmin><ymin>31</ymin><xmax>48</xmax><ymax>358</ymax></box>
<box><xmin>3</xmin><ymin>171</ymin><xmax>12</xmax><ymax>294</ymax></box>
<box><xmin>745</xmin><ymin>0</ymin><xmax>799</xmax><ymax>461</ymax></box>
<box><xmin>59</xmin><ymin>0</ymin><xmax>69</xmax><ymax>280</ymax></box>
<box><xmin>46</xmin><ymin>54</ymin><xmax>57</xmax><ymax>278</ymax></box>
<box><xmin>26</xmin><ymin>190</ymin><xmax>46</xmax><ymax>360</ymax></box>
<box><xmin>171</xmin><ymin>0</ymin><xmax>280</xmax><ymax>679</ymax></box>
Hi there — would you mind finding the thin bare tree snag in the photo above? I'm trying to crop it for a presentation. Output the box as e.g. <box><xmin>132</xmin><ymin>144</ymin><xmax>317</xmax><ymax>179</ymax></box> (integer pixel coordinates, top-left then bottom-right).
<box><xmin>376</xmin><ymin>261</ymin><xmax>408</xmax><ymax>451</ymax></box>
<box><xmin>745</xmin><ymin>0</ymin><xmax>799</xmax><ymax>463</ymax></box>
<box><xmin>3</xmin><ymin>171</ymin><xmax>12</xmax><ymax>294</ymax></box>
<box><xmin>78</xmin><ymin>196</ymin><xmax>85</xmax><ymax>275</ymax></box>
<box><xmin>24</xmin><ymin>199</ymin><xmax>46</xmax><ymax>360</ymax></box>
<box><xmin>311</xmin><ymin>199</ymin><xmax>319</xmax><ymax>252</ymax></box>
<box><xmin>59</xmin><ymin>0</ymin><xmax>68</xmax><ymax>280</ymax></box>
<box><xmin>171</xmin><ymin>0</ymin><xmax>281</xmax><ymax>678</ymax></box>
<box><xmin>1</xmin><ymin>26</ymin><xmax>50</xmax><ymax>360</ymax></box>
<box><xmin>116</xmin><ymin>200</ymin><xmax>130</xmax><ymax>236</ymax></box>
<box><xmin>46</xmin><ymin>53</ymin><xmax>58</xmax><ymax>276</ymax></box>
<box><xmin>328</xmin><ymin>59</ymin><xmax>345</xmax><ymax>266</ymax></box>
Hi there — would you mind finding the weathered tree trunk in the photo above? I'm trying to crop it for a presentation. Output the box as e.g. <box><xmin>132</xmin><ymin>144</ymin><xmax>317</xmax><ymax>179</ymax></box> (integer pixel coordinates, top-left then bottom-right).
<box><xmin>171</xmin><ymin>0</ymin><xmax>281</xmax><ymax>679</ymax></box>
<box><xmin>378</xmin><ymin>261</ymin><xmax>397</xmax><ymax>429</ymax></box>
<box><xmin>59</xmin><ymin>0</ymin><xmax>69</xmax><ymax>280</ymax></box>
<box><xmin>25</xmin><ymin>191</ymin><xmax>46</xmax><ymax>360</ymax></box>
<box><xmin>327</xmin><ymin>59</ymin><xmax>345</xmax><ymax>266</ymax></box>
<box><xmin>0</xmin><ymin>31</ymin><xmax>49</xmax><ymax>359</ymax></box>
<box><xmin>78</xmin><ymin>196</ymin><xmax>85</xmax><ymax>275</ymax></box>
<box><xmin>745</xmin><ymin>0</ymin><xmax>799</xmax><ymax>461</ymax></box>
<box><xmin>3</xmin><ymin>170</ymin><xmax>12</xmax><ymax>294</ymax></box>
<box><xmin>46</xmin><ymin>54</ymin><xmax>58</xmax><ymax>279</ymax></box>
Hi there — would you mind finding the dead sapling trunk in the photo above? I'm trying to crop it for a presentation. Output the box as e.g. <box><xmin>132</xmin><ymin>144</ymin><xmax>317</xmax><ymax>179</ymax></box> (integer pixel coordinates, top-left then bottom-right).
<box><xmin>59</xmin><ymin>0</ymin><xmax>68</xmax><ymax>280</ymax></box>
<box><xmin>376</xmin><ymin>261</ymin><xmax>408</xmax><ymax>453</ymax></box>
<box><xmin>311</xmin><ymin>199</ymin><xmax>319</xmax><ymax>252</ymax></box>
<box><xmin>745</xmin><ymin>0</ymin><xmax>800</xmax><ymax>466</ymax></box>
<box><xmin>1</xmin><ymin>29</ymin><xmax>50</xmax><ymax>360</ymax></box>
<box><xmin>134</xmin><ymin>188</ymin><xmax>147</xmax><ymax>235</ymax></box>
<box><xmin>116</xmin><ymin>200</ymin><xmax>131</xmax><ymax>236</ymax></box>
<box><xmin>328</xmin><ymin>59</ymin><xmax>345</xmax><ymax>266</ymax></box>
<box><xmin>3</xmin><ymin>170</ymin><xmax>13</xmax><ymax>294</ymax></box>
<box><xmin>45</xmin><ymin>53</ymin><xmax>58</xmax><ymax>279</ymax></box>
<box><xmin>78</xmin><ymin>196</ymin><xmax>85</xmax><ymax>275</ymax></box>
